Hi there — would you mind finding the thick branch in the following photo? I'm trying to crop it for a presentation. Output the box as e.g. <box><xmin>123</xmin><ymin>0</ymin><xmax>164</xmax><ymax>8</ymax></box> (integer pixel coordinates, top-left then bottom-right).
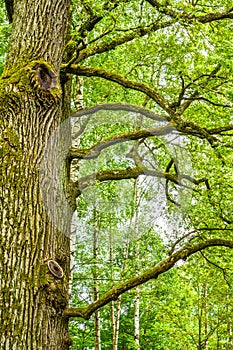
<box><xmin>71</xmin><ymin>102</ymin><xmax>167</xmax><ymax>121</ymax></box>
<box><xmin>62</xmin><ymin>65</ymin><xmax>173</xmax><ymax>114</ymax></box>
<box><xmin>68</xmin><ymin>124</ymin><xmax>174</xmax><ymax>160</ymax></box>
<box><xmin>73</xmin><ymin>166</ymin><xmax>208</xmax><ymax>197</ymax></box>
<box><xmin>207</xmin><ymin>125</ymin><xmax>233</xmax><ymax>135</ymax></box>
<box><xmin>64</xmin><ymin>239</ymin><xmax>233</xmax><ymax>319</ymax></box>
<box><xmin>70</xmin><ymin>103</ymin><xmax>219</xmax><ymax>150</ymax></box>
<box><xmin>63</xmin><ymin>66</ymin><xmax>228</xmax><ymax>145</ymax></box>
<box><xmin>196</xmin><ymin>11</ymin><xmax>233</xmax><ymax>23</ymax></box>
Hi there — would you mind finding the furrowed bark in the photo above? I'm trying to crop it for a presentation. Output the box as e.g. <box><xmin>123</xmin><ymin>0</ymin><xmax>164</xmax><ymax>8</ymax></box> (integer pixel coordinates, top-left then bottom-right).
<box><xmin>1</xmin><ymin>1</ymin><xmax>73</xmax><ymax>349</ymax></box>
<box><xmin>6</xmin><ymin>0</ymin><xmax>70</xmax><ymax>70</ymax></box>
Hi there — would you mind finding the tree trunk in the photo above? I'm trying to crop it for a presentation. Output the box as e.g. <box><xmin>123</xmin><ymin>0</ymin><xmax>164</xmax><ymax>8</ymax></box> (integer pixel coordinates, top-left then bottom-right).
<box><xmin>1</xmin><ymin>1</ymin><xmax>73</xmax><ymax>349</ymax></box>
<box><xmin>93</xmin><ymin>211</ymin><xmax>101</xmax><ymax>350</ymax></box>
<box><xmin>133</xmin><ymin>180</ymin><xmax>140</xmax><ymax>349</ymax></box>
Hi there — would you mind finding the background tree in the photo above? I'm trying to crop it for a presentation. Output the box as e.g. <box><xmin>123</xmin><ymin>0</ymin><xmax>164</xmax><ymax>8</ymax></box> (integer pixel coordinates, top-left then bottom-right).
<box><xmin>1</xmin><ymin>0</ymin><xmax>233</xmax><ymax>349</ymax></box>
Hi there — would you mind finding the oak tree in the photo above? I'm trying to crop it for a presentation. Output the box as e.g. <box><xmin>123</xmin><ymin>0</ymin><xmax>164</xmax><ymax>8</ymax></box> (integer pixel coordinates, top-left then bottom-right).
<box><xmin>1</xmin><ymin>1</ymin><xmax>233</xmax><ymax>349</ymax></box>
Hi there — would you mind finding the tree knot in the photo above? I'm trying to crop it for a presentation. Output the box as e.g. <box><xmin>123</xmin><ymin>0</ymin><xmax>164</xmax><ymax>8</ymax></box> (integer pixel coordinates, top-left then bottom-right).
<box><xmin>35</xmin><ymin>64</ymin><xmax>57</xmax><ymax>91</ymax></box>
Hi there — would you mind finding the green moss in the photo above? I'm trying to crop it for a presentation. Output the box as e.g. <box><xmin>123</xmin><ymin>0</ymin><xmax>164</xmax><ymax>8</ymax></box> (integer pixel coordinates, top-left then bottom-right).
<box><xmin>3</xmin><ymin>126</ymin><xmax>20</xmax><ymax>146</ymax></box>
<box><xmin>36</xmin><ymin>263</ymin><xmax>50</xmax><ymax>287</ymax></box>
<box><xmin>0</xmin><ymin>60</ymin><xmax>62</xmax><ymax>98</ymax></box>
<box><xmin>50</xmin><ymin>86</ymin><xmax>61</xmax><ymax>99</ymax></box>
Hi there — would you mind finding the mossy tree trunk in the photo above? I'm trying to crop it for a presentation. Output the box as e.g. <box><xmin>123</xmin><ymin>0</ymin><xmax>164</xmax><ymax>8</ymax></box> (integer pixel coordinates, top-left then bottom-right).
<box><xmin>0</xmin><ymin>1</ymin><xmax>73</xmax><ymax>349</ymax></box>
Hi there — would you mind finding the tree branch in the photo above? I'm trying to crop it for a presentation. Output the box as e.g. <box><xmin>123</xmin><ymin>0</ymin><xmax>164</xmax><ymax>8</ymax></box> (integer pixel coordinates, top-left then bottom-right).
<box><xmin>62</xmin><ymin>65</ymin><xmax>175</xmax><ymax>114</ymax></box>
<box><xmin>68</xmin><ymin>124</ymin><xmax>174</xmax><ymax>161</ymax></box>
<box><xmin>68</xmin><ymin>101</ymin><xmax>220</xmax><ymax>150</ymax></box>
<box><xmin>196</xmin><ymin>11</ymin><xmax>233</xmax><ymax>23</ymax></box>
<box><xmin>78</xmin><ymin>0</ymin><xmax>118</xmax><ymax>37</ymax></box>
<box><xmin>80</xmin><ymin>1</ymin><xmax>118</xmax><ymax>32</ymax></box>
<box><xmin>200</xmin><ymin>251</ymin><xmax>231</xmax><ymax>287</ymax></box>
<box><xmin>183</xmin><ymin>96</ymin><xmax>231</xmax><ymax>108</ymax></box>
<box><xmin>66</xmin><ymin>1</ymin><xmax>119</xmax><ymax>64</ymax></box>
<box><xmin>146</xmin><ymin>0</ymin><xmax>233</xmax><ymax>23</ymax></box>
<box><xmin>73</xmin><ymin>166</ymin><xmax>208</xmax><ymax>198</ymax></box>
<box><xmin>177</xmin><ymin>64</ymin><xmax>222</xmax><ymax>114</ymax></box>
<box><xmin>64</xmin><ymin>67</ymin><xmax>228</xmax><ymax>145</ymax></box>
<box><xmin>70</xmin><ymin>102</ymin><xmax>167</xmax><ymax>121</ymax></box>
<box><xmin>75</xmin><ymin>19</ymin><xmax>175</xmax><ymax>63</ymax></box>
<box><xmin>63</xmin><ymin>239</ymin><xmax>233</xmax><ymax>319</ymax></box>
<box><xmin>207</xmin><ymin>125</ymin><xmax>233</xmax><ymax>135</ymax></box>
<box><xmin>4</xmin><ymin>0</ymin><xmax>14</xmax><ymax>22</ymax></box>
<box><xmin>169</xmin><ymin>227</ymin><xmax>233</xmax><ymax>255</ymax></box>
<box><xmin>73</xmin><ymin>4</ymin><xmax>233</xmax><ymax>64</ymax></box>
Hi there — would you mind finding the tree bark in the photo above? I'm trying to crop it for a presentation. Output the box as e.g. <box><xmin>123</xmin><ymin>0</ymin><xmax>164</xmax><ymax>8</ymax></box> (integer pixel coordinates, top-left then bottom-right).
<box><xmin>1</xmin><ymin>0</ymin><xmax>72</xmax><ymax>349</ymax></box>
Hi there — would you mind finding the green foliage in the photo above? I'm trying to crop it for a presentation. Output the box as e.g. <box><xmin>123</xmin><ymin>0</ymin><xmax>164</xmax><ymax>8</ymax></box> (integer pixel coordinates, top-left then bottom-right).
<box><xmin>68</xmin><ymin>0</ymin><xmax>233</xmax><ymax>346</ymax></box>
<box><xmin>67</xmin><ymin>0</ymin><xmax>233</xmax><ymax>346</ymax></box>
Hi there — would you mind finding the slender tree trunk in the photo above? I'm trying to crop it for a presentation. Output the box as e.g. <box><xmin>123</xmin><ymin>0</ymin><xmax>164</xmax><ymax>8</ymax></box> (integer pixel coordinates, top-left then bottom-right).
<box><xmin>226</xmin><ymin>294</ymin><xmax>232</xmax><ymax>349</ymax></box>
<box><xmin>111</xmin><ymin>234</ymin><xmax>122</xmax><ymax>350</ymax></box>
<box><xmin>109</xmin><ymin>209</ymin><xmax>130</xmax><ymax>350</ymax></box>
<box><xmin>69</xmin><ymin>76</ymin><xmax>84</xmax><ymax>295</ymax></box>
<box><xmin>109</xmin><ymin>219</ymin><xmax>118</xmax><ymax>350</ymax></box>
<box><xmin>93</xmin><ymin>211</ymin><xmax>101</xmax><ymax>350</ymax></box>
<box><xmin>203</xmin><ymin>273</ymin><xmax>208</xmax><ymax>349</ymax></box>
<box><xmin>113</xmin><ymin>297</ymin><xmax>122</xmax><ymax>350</ymax></box>
<box><xmin>1</xmin><ymin>1</ymin><xmax>73</xmax><ymax>349</ymax></box>
<box><xmin>134</xmin><ymin>287</ymin><xmax>140</xmax><ymax>348</ymax></box>
<box><xmin>133</xmin><ymin>180</ymin><xmax>140</xmax><ymax>349</ymax></box>
<box><xmin>74</xmin><ymin>76</ymin><xmax>84</xmax><ymax>111</ymax></box>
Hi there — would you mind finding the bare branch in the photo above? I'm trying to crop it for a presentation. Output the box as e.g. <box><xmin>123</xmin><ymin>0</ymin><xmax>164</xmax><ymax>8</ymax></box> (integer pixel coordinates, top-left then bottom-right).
<box><xmin>183</xmin><ymin>96</ymin><xmax>232</xmax><ymax>108</ymax></box>
<box><xmin>169</xmin><ymin>227</ymin><xmax>233</xmax><ymax>255</ymax></box>
<box><xmin>64</xmin><ymin>239</ymin><xmax>233</xmax><ymax>319</ymax></box>
<box><xmin>200</xmin><ymin>251</ymin><xmax>231</xmax><ymax>287</ymax></box>
<box><xmin>177</xmin><ymin>64</ymin><xmax>222</xmax><ymax>114</ymax></box>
